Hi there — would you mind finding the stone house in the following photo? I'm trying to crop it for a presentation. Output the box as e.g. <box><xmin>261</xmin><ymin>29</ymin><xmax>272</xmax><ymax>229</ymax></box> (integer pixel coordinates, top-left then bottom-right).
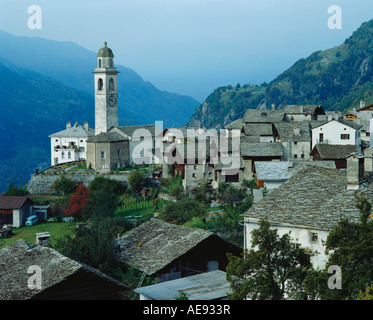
<box><xmin>274</xmin><ymin>121</ymin><xmax>312</xmax><ymax>160</ymax></box>
<box><xmin>283</xmin><ymin>105</ymin><xmax>325</xmax><ymax>121</ymax></box>
<box><xmin>0</xmin><ymin>240</ymin><xmax>128</xmax><ymax>300</ymax></box>
<box><xmin>243</xmin><ymin>155</ymin><xmax>373</xmax><ymax>270</ymax></box>
<box><xmin>110</xmin><ymin>124</ymin><xmax>162</xmax><ymax>165</ymax></box>
<box><xmin>310</xmin><ymin>144</ymin><xmax>357</xmax><ymax>169</ymax></box>
<box><xmin>240</xmin><ymin>142</ymin><xmax>283</xmax><ymax>180</ymax></box>
<box><xmin>86</xmin><ymin>131</ymin><xmax>130</xmax><ymax>171</ymax></box>
<box><xmin>254</xmin><ymin>160</ymin><xmax>336</xmax><ymax>191</ymax></box>
<box><xmin>116</xmin><ymin>218</ymin><xmax>241</xmax><ymax>283</ymax></box>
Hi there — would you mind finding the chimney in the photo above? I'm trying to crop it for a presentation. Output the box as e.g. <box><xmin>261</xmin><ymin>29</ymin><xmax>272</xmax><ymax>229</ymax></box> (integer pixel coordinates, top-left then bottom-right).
<box><xmin>271</xmin><ymin>104</ymin><xmax>276</xmax><ymax>111</ymax></box>
<box><xmin>346</xmin><ymin>153</ymin><xmax>365</xmax><ymax>190</ymax></box>
<box><xmin>288</xmin><ymin>159</ymin><xmax>294</xmax><ymax>170</ymax></box>
<box><xmin>364</xmin><ymin>148</ymin><xmax>373</xmax><ymax>173</ymax></box>
<box><xmin>360</xmin><ymin>101</ymin><xmax>366</xmax><ymax>109</ymax></box>
<box><xmin>36</xmin><ymin>232</ymin><xmax>50</xmax><ymax>247</ymax></box>
<box><xmin>84</xmin><ymin>121</ymin><xmax>89</xmax><ymax>130</ymax></box>
<box><xmin>66</xmin><ymin>122</ymin><xmax>71</xmax><ymax>129</ymax></box>
<box><xmin>299</xmin><ymin>105</ymin><xmax>304</xmax><ymax>113</ymax></box>
<box><xmin>293</xmin><ymin>128</ymin><xmax>300</xmax><ymax>136</ymax></box>
<box><xmin>74</xmin><ymin>121</ymin><xmax>78</xmax><ymax>128</ymax></box>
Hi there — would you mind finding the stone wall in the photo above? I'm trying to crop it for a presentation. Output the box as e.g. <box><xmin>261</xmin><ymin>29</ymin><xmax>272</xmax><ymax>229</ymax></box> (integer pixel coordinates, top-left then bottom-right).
<box><xmin>27</xmin><ymin>172</ymin><xmax>129</xmax><ymax>194</ymax></box>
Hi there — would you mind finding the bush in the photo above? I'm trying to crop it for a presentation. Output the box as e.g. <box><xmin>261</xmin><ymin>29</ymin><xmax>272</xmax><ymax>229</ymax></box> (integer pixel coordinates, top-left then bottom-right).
<box><xmin>51</xmin><ymin>174</ymin><xmax>78</xmax><ymax>195</ymax></box>
<box><xmin>159</xmin><ymin>199</ymin><xmax>207</xmax><ymax>224</ymax></box>
<box><xmin>168</xmin><ymin>175</ymin><xmax>184</xmax><ymax>200</ymax></box>
<box><xmin>216</xmin><ymin>183</ymin><xmax>247</xmax><ymax>206</ymax></box>
<box><xmin>89</xmin><ymin>176</ymin><xmax>127</xmax><ymax>195</ymax></box>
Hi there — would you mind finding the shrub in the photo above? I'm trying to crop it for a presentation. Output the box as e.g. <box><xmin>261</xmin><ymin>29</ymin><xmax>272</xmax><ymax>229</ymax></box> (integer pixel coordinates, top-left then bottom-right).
<box><xmin>159</xmin><ymin>199</ymin><xmax>207</xmax><ymax>224</ymax></box>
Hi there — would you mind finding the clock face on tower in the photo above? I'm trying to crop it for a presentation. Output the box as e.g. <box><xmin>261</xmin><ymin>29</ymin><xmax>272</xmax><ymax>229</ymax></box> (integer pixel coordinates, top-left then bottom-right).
<box><xmin>107</xmin><ymin>95</ymin><xmax>117</xmax><ymax>108</ymax></box>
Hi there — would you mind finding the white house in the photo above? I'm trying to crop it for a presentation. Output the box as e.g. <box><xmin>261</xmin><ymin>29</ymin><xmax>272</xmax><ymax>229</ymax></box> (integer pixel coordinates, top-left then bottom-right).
<box><xmin>243</xmin><ymin>157</ymin><xmax>373</xmax><ymax>270</ymax></box>
<box><xmin>311</xmin><ymin>119</ymin><xmax>362</xmax><ymax>152</ymax></box>
<box><xmin>49</xmin><ymin>121</ymin><xmax>95</xmax><ymax>166</ymax></box>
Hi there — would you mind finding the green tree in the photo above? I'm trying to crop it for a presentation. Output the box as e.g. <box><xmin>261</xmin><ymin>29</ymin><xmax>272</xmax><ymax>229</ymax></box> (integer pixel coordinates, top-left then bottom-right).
<box><xmin>168</xmin><ymin>174</ymin><xmax>184</xmax><ymax>200</ymax></box>
<box><xmin>89</xmin><ymin>175</ymin><xmax>127</xmax><ymax>195</ymax></box>
<box><xmin>128</xmin><ymin>171</ymin><xmax>147</xmax><ymax>195</ymax></box>
<box><xmin>4</xmin><ymin>182</ymin><xmax>29</xmax><ymax>196</ymax></box>
<box><xmin>226</xmin><ymin>218</ymin><xmax>312</xmax><ymax>300</ymax></box>
<box><xmin>50</xmin><ymin>174</ymin><xmax>78</xmax><ymax>195</ymax></box>
<box><xmin>357</xmin><ymin>282</ymin><xmax>373</xmax><ymax>300</ymax></box>
<box><xmin>216</xmin><ymin>182</ymin><xmax>247</xmax><ymax>207</ymax></box>
<box><xmin>83</xmin><ymin>189</ymin><xmax>119</xmax><ymax>220</ymax></box>
<box><xmin>54</xmin><ymin>216</ymin><xmax>133</xmax><ymax>275</ymax></box>
<box><xmin>305</xmin><ymin>196</ymin><xmax>373</xmax><ymax>300</ymax></box>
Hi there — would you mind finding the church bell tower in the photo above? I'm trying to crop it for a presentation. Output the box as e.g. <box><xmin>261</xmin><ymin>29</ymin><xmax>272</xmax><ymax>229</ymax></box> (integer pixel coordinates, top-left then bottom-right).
<box><xmin>93</xmin><ymin>42</ymin><xmax>119</xmax><ymax>134</ymax></box>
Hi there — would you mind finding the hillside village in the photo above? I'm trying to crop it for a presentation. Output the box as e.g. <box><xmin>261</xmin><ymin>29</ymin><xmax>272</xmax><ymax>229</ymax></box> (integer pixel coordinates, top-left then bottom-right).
<box><xmin>1</xmin><ymin>42</ymin><xmax>373</xmax><ymax>300</ymax></box>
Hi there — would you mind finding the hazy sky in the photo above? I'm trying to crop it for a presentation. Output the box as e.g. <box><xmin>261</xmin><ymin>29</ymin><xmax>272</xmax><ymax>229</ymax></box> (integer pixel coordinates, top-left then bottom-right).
<box><xmin>1</xmin><ymin>0</ymin><xmax>373</xmax><ymax>101</ymax></box>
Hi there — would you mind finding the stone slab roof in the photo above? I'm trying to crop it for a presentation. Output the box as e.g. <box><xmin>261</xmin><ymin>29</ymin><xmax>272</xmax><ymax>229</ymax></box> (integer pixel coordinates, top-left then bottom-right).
<box><xmin>113</xmin><ymin>124</ymin><xmax>157</xmax><ymax>138</ymax></box>
<box><xmin>117</xmin><ymin>218</ymin><xmax>214</xmax><ymax>275</ymax></box>
<box><xmin>284</xmin><ymin>105</ymin><xmax>324</xmax><ymax>115</ymax></box>
<box><xmin>134</xmin><ymin>270</ymin><xmax>231</xmax><ymax>300</ymax></box>
<box><xmin>244</xmin><ymin>166</ymin><xmax>373</xmax><ymax>230</ymax></box>
<box><xmin>225</xmin><ymin>118</ymin><xmax>244</xmax><ymax>130</ymax></box>
<box><xmin>49</xmin><ymin>125</ymin><xmax>95</xmax><ymax>138</ymax></box>
<box><xmin>243</xmin><ymin>109</ymin><xmax>285</xmax><ymax>123</ymax></box>
<box><xmin>0</xmin><ymin>196</ymin><xmax>33</xmax><ymax>210</ymax></box>
<box><xmin>312</xmin><ymin>144</ymin><xmax>357</xmax><ymax>160</ymax></box>
<box><xmin>255</xmin><ymin>161</ymin><xmax>336</xmax><ymax>181</ymax></box>
<box><xmin>0</xmin><ymin>240</ymin><xmax>127</xmax><ymax>300</ymax></box>
<box><xmin>243</xmin><ymin>123</ymin><xmax>274</xmax><ymax>136</ymax></box>
<box><xmin>274</xmin><ymin>121</ymin><xmax>311</xmax><ymax>142</ymax></box>
<box><xmin>312</xmin><ymin>119</ymin><xmax>363</xmax><ymax>131</ymax></box>
<box><xmin>240</xmin><ymin>142</ymin><xmax>283</xmax><ymax>158</ymax></box>
<box><xmin>87</xmin><ymin>132</ymin><xmax>128</xmax><ymax>143</ymax></box>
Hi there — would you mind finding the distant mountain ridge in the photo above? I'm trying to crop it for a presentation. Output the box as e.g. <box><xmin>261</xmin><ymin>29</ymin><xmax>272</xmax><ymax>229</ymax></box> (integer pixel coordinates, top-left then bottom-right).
<box><xmin>188</xmin><ymin>19</ymin><xmax>373</xmax><ymax>129</ymax></box>
<box><xmin>0</xmin><ymin>30</ymin><xmax>200</xmax><ymax>192</ymax></box>
<box><xmin>0</xmin><ymin>30</ymin><xmax>200</xmax><ymax>127</ymax></box>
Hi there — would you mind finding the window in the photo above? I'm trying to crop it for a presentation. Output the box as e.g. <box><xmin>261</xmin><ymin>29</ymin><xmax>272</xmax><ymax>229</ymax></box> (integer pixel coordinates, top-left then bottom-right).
<box><xmin>311</xmin><ymin>233</ymin><xmax>318</xmax><ymax>242</ymax></box>
<box><xmin>294</xmin><ymin>154</ymin><xmax>298</xmax><ymax>159</ymax></box>
<box><xmin>55</xmin><ymin>139</ymin><xmax>58</xmax><ymax>142</ymax></box>
<box><xmin>61</xmin><ymin>152</ymin><xmax>65</xmax><ymax>159</ymax></box>
<box><xmin>341</xmin><ymin>134</ymin><xmax>350</xmax><ymax>140</ymax></box>
<box><xmin>68</xmin><ymin>152</ymin><xmax>71</xmax><ymax>159</ymax></box>
<box><xmin>109</xmin><ymin>59</ymin><xmax>113</xmax><ymax>67</ymax></box>
<box><xmin>194</xmin><ymin>165</ymin><xmax>197</xmax><ymax>170</ymax></box>
<box><xmin>100</xmin><ymin>151</ymin><xmax>106</xmax><ymax>159</ymax></box>
<box><xmin>319</xmin><ymin>133</ymin><xmax>324</xmax><ymax>142</ymax></box>
<box><xmin>225</xmin><ymin>173</ymin><xmax>239</xmax><ymax>183</ymax></box>
<box><xmin>192</xmin><ymin>173</ymin><xmax>196</xmax><ymax>178</ymax></box>
<box><xmin>367</xmin><ymin>132</ymin><xmax>370</xmax><ymax>137</ymax></box>
<box><xmin>109</xmin><ymin>78</ymin><xmax>114</xmax><ymax>91</ymax></box>
<box><xmin>301</xmin><ymin>154</ymin><xmax>305</xmax><ymax>159</ymax></box>
<box><xmin>98</xmin><ymin>78</ymin><xmax>103</xmax><ymax>91</ymax></box>
<box><xmin>99</xmin><ymin>59</ymin><xmax>102</xmax><ymax>68</ymax></box>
